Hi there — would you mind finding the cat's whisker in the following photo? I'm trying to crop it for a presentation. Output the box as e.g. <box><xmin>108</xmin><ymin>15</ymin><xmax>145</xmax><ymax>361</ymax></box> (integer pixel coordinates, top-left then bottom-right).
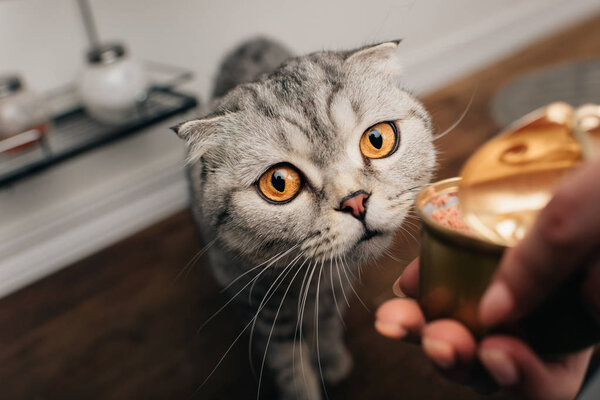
<box><xmin>404</xmin><ymin>213</ymin><xmax>421</xmax><ymax>226</ymax></box>
<box><xmin>194</xmin><ymin>317</ymin><xmax>257</xmax><ymax>394</ymax></box>
<box><xmin>296</xmin><ymin>256</ymin><xmax>314</xmax><ymax>316</ymax></box>
<box><xmin>390</xmin><ymin>234</ymin><xmax>416</xmax><ymax>264</ymax></box>
<box><xmin>249</xmin><ymin>250</ymin><xmax>305</xmax><ymax>363</ymax></box>
<box><xmin>298</xmin><ymin>260</ymin><xmax>319</xmax><ymax>395</ymax></box>
<box><xmin>292</xmin><ymin>260</ymin><xmax>314</xmax><ymax>397</ymax></box>
<box><xmin>195</xmin><ymin>246</ymin><xmax>293</xmax><ymax>335</ymax></box>
<box><xmin>388</xmin><ymin>185</ymin><xmax>424</xmax><ymax>203</ymax></box>
<box><xmin>256</xmin><ymin>253</ymin><xmax>307</xmax><ymax>400</ymax></box>
<box><xmin>382</xmin><ymin>247</ymin><xmax>403</xmax><ymax>263</ymax></box>
<box><xmin>342</xmin><ymin>252</ymin><xmax>358</xmax><ymax>282</ymax></box>
<box><xmin>172</xmin><ymin>238</ymin><xmax>217</xmax><ymax>285</ymax></box>
<box><xmin>194</xmin><ymin>254</ymin><xmax>302</xmax><ymax>396</ymax></box>
<box><xmin>341</xmin><ymin>254</ymin><xmax>370</xmax><ymax>312</ymax></box>
<box><xmin>400</xmin><ymin>225</ymin><xmax>419</xmax><ymax>244</ymax></box>
<box><xmin>402</xmin><ymin>220</ymin><xmax>420</xmax><ymax>231</ymax></box>
<box><xmin>371</xmin><ymin>255</ymin><xmax>384</xmax><ymax>272</ymax></box>
<box><xmin>249</xmin><ymin>244</ymin><xmax>301</xmax><ymax>304</ymax></box>
<box><xmin>355</xmin><ymin>255</ymin><xmax>363</xmax><ymax>283</ymax></box>
<box><xmin>403</xmin><ymin>216</ymin><xmax>421</xmax><ymax>231</ymax></box>
<box><xmin>300</xmin><ymin>230</ymin><xmax>327</xmax><ymax>256</ymax></box>
<box><xmin>315</xmin><ymin>259</ymin><xmax>330</xmax><ymax>400</ymax></box>
<box><xmin>221</xmin><ymin>244</ymin><xmax>299</xmax><ymax>293</ymax></box>
<box><xmin>408</xmin><ymin>217</ymin><xmax>421</xmax><ymax>227</ymax></box>
<box><xmin>291</xmin><ymin>255</ymin><xmax>319</xmax><ymax>393</ymax></box>
<box><xmin>433</xmin><ymin>88</ymin><xmax>475</xmax><ymax>141</ymax></box>
<box><xmin>182</xmin><ymin>247</ymin><xmax>211</xmax><ymax>280</ymax></box>
<box><xmin>335</xmin><ymin>255</ymin><xmax>350</xmax><ymax>307</ymax></box>
<box><xmin>395</xmin><ymin>225</ymin><xmax>410</xmax><ymax>244</ymax></box>
<box><xmin>329</xmin><ymin>257</ymin><xmax>346</xmax><ymax>327</ymax></box>
<box><xmin>402</xmin><ymin>184</ymin><xmax>425</xmax><ymax>194</ymax></box>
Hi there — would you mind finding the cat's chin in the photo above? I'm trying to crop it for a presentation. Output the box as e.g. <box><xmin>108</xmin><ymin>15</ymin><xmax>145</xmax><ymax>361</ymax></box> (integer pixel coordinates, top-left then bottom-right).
<box><xmin>351</xmin><ymin>230</ymin><xmax>393</xmax><ymax>261</ymax></box>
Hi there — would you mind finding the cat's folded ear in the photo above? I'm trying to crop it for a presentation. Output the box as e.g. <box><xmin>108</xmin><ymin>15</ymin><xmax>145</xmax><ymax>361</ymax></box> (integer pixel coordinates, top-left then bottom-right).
<box><xmin>170</xmin><ymin>116</ymin><xmax>223</xmax><ymax>163</ymax></box>
<box><xmin>346</xmin><ymin>40</ymin><xmax>402</xmax><ymax>76</ymax></box>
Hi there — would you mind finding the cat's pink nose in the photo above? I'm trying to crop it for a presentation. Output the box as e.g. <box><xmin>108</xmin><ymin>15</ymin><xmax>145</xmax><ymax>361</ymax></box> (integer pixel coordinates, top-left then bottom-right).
<box><xmin>339</xmin><ymin>191</ymin><xmax>369</xmax><ymax>220</ymax></box>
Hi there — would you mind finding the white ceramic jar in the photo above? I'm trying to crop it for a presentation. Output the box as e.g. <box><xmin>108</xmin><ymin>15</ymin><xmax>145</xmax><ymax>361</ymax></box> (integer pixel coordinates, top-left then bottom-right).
<box><xmin>79</xmin><ymin>43</ymin><xmax>148</xmax><ymax>125</ymax></box>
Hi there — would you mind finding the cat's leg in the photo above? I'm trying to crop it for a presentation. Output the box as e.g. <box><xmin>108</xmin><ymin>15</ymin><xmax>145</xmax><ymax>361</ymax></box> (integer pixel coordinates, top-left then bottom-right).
<box><xmin>257</xmin><ymin>335</ymin><xmax>321</xmax><ymax>400</ymax></box>
<box><xmin>251</xmin><ymin>288</ymin><xmax>322</xmax><ymax>400</ymax></box>
<box><xmin>304</xmin><ymin>270</ymin><xmax>353</xmax><ymax>386</ymax></box>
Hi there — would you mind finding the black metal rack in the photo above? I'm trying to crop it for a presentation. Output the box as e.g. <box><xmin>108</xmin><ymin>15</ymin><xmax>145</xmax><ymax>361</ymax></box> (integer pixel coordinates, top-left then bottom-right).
<box><xmin>0</xmin><ymin>86</ymin><xmax>197</xmax><ymax>187</ymax></box>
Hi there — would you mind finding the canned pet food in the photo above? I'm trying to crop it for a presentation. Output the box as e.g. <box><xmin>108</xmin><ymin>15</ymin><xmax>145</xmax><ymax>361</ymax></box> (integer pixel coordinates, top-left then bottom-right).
<box><xmin>416</xmin><ymin>177</ymin><xmax>599</xmax><ymax>354</ymax></box>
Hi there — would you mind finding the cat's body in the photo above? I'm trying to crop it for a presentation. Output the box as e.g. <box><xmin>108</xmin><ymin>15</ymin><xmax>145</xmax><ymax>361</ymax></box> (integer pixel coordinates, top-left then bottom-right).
<box><xmin>176</xmin><ymin>38</ymin><xmax>436</xmax><ymax>400</ymax></box>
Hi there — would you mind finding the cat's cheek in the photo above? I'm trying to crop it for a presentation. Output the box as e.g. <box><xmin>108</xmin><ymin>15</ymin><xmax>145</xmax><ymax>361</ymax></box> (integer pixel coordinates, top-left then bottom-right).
<box><xmin>364</xmin><ymin>198</ymin><xmax>406</xmax><ymax>231</ymax></box>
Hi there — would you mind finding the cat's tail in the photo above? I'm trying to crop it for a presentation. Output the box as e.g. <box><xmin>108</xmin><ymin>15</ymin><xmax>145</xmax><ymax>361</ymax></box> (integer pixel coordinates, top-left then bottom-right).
<box><xmin>211</xmin><ymin>37</ymin><xmax>293</xmax><ymax>99</ymax></box>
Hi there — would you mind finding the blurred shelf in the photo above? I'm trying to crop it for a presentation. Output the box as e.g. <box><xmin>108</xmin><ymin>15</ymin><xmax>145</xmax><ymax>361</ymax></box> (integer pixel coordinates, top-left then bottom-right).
<box><xmin>0</xmin><ymin>87</ymin><xmax>197</xmax><ymax>188</ymax></box>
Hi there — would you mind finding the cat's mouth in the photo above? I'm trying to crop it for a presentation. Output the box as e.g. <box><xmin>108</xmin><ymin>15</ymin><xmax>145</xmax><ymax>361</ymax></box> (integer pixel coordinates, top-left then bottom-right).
<box><xmin>359</xmin><ymin>228</ymin><xmax>382</xmax><ymax>242</ymax></box>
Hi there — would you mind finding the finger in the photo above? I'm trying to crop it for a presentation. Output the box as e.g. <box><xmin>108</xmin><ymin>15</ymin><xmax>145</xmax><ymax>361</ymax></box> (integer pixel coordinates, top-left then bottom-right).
<box><xmin>478</xmin><ymin>335</ymin><xmax>593</xmax><ymax>400</ymax></box>
<box><xmin>375</xmin><ymin>298</ymin><xmax>425</xmax><ymax>341</ymax></box>
<box><xmin>421</xmin><ymin>319</ymin><xmax>477</xmax><ymax>369</ymax></box>
<box><xmin>393</xmin><ymin>258</ymin><xmax>419</xmax><ymax>298</ymax></box>
<box><xmin>479</xmin><ymin>158</ymin><xmax>600</xmax><ymax>326</ymax></box>
<box><xmin>421</xmin><ymin>320</ymin><xmax>498</xmax><ymax>393</ymax></box>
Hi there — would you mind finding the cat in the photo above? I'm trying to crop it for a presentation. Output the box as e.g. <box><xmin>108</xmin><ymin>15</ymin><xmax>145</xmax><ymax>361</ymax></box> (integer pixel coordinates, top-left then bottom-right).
<box><xmin>172</xmin><ymin>37</ymin><xmax>436</xmax><ymax>400</ymax></box>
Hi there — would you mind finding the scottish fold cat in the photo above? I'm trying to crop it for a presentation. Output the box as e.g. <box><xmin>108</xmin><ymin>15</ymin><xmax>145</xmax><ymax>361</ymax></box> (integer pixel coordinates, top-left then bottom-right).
<box><xmin>172</xmin><ymin>37</ymin><xmax>436</xmax><ymax>400</ymax></box>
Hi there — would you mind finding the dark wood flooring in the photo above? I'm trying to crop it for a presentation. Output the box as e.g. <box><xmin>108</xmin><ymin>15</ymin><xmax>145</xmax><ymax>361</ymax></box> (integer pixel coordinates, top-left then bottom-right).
<box><xmin>1</xmin><ymin>15</ymin><xmax>600</xmax><ymax>400</ymax></box>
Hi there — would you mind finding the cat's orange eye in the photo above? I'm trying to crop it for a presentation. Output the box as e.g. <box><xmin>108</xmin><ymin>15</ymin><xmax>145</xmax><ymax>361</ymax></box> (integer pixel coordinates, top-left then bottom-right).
<box><xmin>359</xmin><ymin>122</ymin><xmax>399</xmax><ymax>159</ymax></box>
<box><xmin>257</xmin><ymin>164</ymin><xmax>302</xmax><ymax>203</ymax></box>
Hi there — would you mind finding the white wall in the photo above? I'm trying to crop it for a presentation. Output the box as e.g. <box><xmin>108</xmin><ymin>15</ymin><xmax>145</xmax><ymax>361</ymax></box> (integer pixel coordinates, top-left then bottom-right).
<box><xmin>0</xmin><ymin>0</ymin><xmax>574</xmax><ymax>97</ymax></box>
<box><xmin>0</xmin><ymin>0</ymin><xmax>599</xmax><ymax>297</ymax></box>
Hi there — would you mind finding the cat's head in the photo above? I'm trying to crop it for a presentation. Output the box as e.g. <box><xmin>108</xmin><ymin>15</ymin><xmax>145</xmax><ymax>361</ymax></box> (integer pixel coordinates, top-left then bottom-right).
<box><xmin>175</xmin><ymin>41</ymin><xmax>436</xmax><ymax>265</ymax></box>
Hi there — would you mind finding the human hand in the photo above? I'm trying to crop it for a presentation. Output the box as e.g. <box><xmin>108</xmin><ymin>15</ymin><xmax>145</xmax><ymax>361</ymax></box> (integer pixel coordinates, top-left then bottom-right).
<box><xmin>376</xmin><ymin>259</ymin><xmax>594</xmax><ymax>399</ymax></box>
<box><xmin>375</xmin><ymin>157</ymin><xmax>600</xmax><ymax>399</ymax></box>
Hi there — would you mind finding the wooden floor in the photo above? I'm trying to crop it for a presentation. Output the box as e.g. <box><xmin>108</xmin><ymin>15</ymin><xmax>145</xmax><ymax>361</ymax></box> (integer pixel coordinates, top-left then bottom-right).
<box><xmin>1</xmin><ymin>15</ymin><xmax>600</xmax><ymax>400</ymax></box>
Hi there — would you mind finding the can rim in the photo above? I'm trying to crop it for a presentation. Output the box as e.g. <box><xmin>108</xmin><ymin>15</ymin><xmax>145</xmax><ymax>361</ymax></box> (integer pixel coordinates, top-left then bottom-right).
<box><xmin>415</xmin><ymin>177</ymin><xmax>506</xmax><ymax>252</ymax></box>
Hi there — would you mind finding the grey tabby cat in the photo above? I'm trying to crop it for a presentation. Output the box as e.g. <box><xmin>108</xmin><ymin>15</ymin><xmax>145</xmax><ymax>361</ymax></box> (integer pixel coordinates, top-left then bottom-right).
<box><xmin>173</xmin><ymin>37</ymin><xmax>436</xmax><ymax>399</ymax></box>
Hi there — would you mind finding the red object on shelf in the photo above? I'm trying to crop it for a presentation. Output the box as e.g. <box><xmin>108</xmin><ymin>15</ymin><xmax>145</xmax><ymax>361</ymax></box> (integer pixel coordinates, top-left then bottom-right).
<box><xmin>0</xmin><ymin>75</ymin><xmax>50</xmax><ymax>154</ymax></box>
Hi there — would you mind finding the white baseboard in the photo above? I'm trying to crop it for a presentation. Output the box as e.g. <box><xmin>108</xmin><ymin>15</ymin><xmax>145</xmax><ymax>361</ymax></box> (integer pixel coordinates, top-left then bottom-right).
<box><xmin>0</xmin><ymin>0</ymin><xmax>598</xmax><ymax>298</ymax></box>
<box><xmin>0</xmin><ymin>155</ymin><xmax>189</xmax><ymax>297</ymax></box>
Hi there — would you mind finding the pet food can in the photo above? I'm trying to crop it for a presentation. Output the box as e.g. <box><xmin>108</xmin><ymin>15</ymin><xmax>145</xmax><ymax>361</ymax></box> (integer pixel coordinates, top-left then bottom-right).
<box><xmin>415</xmin><ymin>177</ymin><xmax>599</xmax><ymax>354</ymax></box>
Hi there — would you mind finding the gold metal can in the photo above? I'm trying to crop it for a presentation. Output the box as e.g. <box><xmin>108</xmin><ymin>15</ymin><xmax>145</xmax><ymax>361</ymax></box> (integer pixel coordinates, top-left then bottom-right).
<box><xmin>415</xmin><ymin>177</ymin><xmax>599</xmax><ymax>354</ymax></box>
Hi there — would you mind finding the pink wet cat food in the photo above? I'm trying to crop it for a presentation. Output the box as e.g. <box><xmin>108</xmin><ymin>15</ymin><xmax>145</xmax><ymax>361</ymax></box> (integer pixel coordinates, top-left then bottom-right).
<box><xmin>429</xmin><ymin>193</ymin><xmax>472</xmax><ymax>233</ymax></box>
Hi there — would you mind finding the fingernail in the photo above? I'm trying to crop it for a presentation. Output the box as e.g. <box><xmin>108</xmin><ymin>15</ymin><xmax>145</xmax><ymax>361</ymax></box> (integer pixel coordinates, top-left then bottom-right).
<box><xmin>479</xmin><ymin>348</ymin><xmax>519</xmax><ymax>386</ymax></box>
<box><xmin>392</xmin><ymin>276</ymin><xmax>406</xmax><ymax>297</ymax></box>
<box><xmin>422</xmin><ymin>338</ymin><xmax>455</xmax><ymax>369</ymax></box>
<box><xmin>374</xmin><ymin>320</ymin><xmax>407</xmax><ymax>339</ymax></box>
<box><xmin>479</xmin><ymin>281</ymin><xmax>514</xmax><ymax>326</ymax></box>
